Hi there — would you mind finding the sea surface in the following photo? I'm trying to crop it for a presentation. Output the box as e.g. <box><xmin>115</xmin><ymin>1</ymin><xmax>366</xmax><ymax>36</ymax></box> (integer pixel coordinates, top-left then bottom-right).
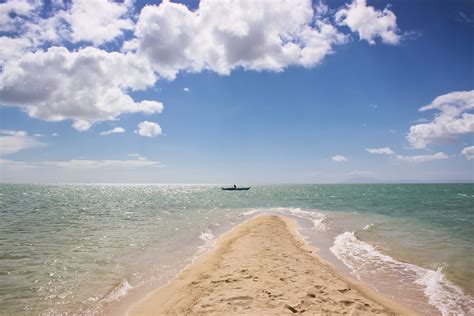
<box><xmin>0</xmin><ymin>183</ymin><xmax>473</xmax><ymax>315</ymax></box>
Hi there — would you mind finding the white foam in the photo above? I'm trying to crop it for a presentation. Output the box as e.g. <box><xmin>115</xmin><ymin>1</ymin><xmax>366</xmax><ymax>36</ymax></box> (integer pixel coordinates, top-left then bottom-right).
<box><xmin>103</xmin><ymin>279</ymin><xmax>133</xmax><ymax>303</ymax></box>
<box><xmin>416</xmin><ymin>268</ymin><xmax>474</xmax><ymax>316</ymax></box>
<box><xmin>197</xmin><ymin>229</ymin><xmax>215</xmax><ymax>253</ymax></box>
<box><xmin>286</xmin><ymin>208</ymin><xmax>328</xmax><ymax>231</ymax></box>
<box><xmin>363</xmin><ymin>223</ymin><xmax>374</xmax><ymax>230</ymax></box>
<box><xmin>240</xmin><ymin>209</ymin><xmax>262</xmax><ymax>216</ymax></box>
<box><xmin>240</xmin><ymin>207</ymin><xmax>328</xmax><ymax>231</ymax></box>
<box><xmin>330</xmin><ymin>231</ymin><xmax>474</xmax><ymax>315</ymax></box>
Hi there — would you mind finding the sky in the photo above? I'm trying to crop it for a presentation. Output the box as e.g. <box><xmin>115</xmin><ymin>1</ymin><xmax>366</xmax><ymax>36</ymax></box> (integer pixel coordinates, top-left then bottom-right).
<box><xmin>0</xmin><ymin>0</ymin><xmax>473</xmax><ymax>184</ymax></box>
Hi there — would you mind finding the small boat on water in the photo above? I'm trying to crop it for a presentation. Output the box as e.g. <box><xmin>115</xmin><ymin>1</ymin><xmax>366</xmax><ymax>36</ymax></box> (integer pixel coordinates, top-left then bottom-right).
<box><xmin>221</xmin><ymin>186</ymin><xmax>251</xmax><ymax>191</ymax></box>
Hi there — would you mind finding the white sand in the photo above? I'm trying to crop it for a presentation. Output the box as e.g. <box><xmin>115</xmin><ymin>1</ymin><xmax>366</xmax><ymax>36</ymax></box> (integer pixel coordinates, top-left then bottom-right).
<box><xmin>126</xmin><ymin>215</ymin><xmax>416</xmax><ymax>315</ymax></box>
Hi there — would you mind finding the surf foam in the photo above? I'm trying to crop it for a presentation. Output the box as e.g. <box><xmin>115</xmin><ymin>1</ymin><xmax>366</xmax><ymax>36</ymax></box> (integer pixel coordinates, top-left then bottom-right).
<box><xmin>240</xmin><ymin>207</ymin><xmax>328</xmax><ymax>231</ymax></box>
<box><xmin>102</xmin><ymin>279</ymin><xmax>133</xmax><ymax>303</ymax></box>
<box><xmin>197</xmin><ymin>229</ymin><xmax>215</xmax><ymax>253</ymax></box>
<box><xmin>330</xmin><ymin>231</ymin><xmax>474</xmax><ymax>315</ymax></box>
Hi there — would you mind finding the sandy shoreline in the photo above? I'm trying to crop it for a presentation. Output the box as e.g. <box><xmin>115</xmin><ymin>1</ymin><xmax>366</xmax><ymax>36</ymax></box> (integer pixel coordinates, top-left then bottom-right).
<box><xmin>124</xmin><ymin>215</ymin><xmax>416</xmax><ymax>315</ymax></box>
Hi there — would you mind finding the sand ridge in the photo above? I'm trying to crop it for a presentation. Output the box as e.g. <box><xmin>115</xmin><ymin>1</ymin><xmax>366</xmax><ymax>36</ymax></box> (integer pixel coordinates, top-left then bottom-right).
<box><xmin>127</xmin><ymin>215</ymin><xmax>415</xmax><ymax>315</ymax></box>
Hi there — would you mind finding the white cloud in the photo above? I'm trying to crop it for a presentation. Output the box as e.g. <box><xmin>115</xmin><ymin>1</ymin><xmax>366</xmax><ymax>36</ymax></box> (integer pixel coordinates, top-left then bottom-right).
<box><xmin>0</xmin><ymin>129</ymin><xmax>46</xmax><ymax>157</ymax></box>
<box><xmin>136</xmin><ymin>121</ymin><xmax>162</xmax><ymax>137</ymax></box>
<box><xmin>183</xmin><ymin>87</ymin><xmax>190</xmax><ymax>92</ymax></box>
<box><xmin>0</xmin><ymin>0</ymin><xmax>135</xmax><ymax>65</ymax></box>
<box><xmin>332</xmin><ymin>155</ymin><xmax>348</xmax><ymax>162</ymax></box>
<box><xmin>40</xmin><ymin>158</ymin><xmax>163</xmax><ymax>169</ymax></box>
<box><xmin>461</xmin><ymin>146</ymin><xmax>474</xmax><ymax>160</ymax></box>
<box><xmin>407</xmin><ymin>90</ymin><xmax>474</xmax><ymax>148</ymax></box>
<box><xmin>366</xmin><ymin>147</ymin><xmax>394</xmax><ymax>155</ymax></box>
<box><xmin>100</xmin><ymin>127</ymin><xmax>125</xmax><ymax>136</ymax></box>
<box><xmin>0</xmin><ymin>36</ymin><xmax>33</xmax><ymax>65</ymax></box>
<box><xmin>395</xmin><ymin>152</ymin><xmax>448</xmax><ymax>163</ymax></box>
<box><xmin>0</xmin><ymin>47</ymin><xmax>162</xmax><ymax>130</ymax></box>
<box><xmin>128</xmin><ymin>153</ymin><xmax>147</xmax><ymax>161</ymax></box>
<box><xmin>0</xmin><ymin>2</ymin><xmax>66</xmax><ymax>66</ymax></box>
<box><xmin>129</xmin><ymin>0</ymin><xmax>347</xmax><ymax>79</ymax></box>
<box><xmin>0</xmin><ymin>156</ymin><xmax>166</xmax><ymax>183</ymax></box>
<box><xmin>335</xmin><ymin>0</ymin><xmax>400</xmax><ymax>45</ymax></box>
<box><xmin>52</xmin><ymin>133</ymin><xmax>58</xmax><ymax>137</ymax></box>
<box><xmin>0</xmin><ymin>0</ymin><xmax>37</xmax><ymax>32</ymax></box>
<box><xmin>64</xmin><ymin>0</ymin><xmax>134</xmax><ymax>45</ymax></box>
<box><xmin>0</xmin><ymin>0</ymin><xmax>407</xmax><ymax>135</ymax></box>
<box><xmin>0</xmin><ymin>155</ymin><xmax>164</xmax><ymax>173</ymax></box>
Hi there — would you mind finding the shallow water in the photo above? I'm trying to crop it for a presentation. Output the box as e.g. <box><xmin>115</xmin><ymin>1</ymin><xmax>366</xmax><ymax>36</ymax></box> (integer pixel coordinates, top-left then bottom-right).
<box><xmin>0</xmin><ymin>184</ymin><xmax>472</xmax><ymax>315</ymax></box>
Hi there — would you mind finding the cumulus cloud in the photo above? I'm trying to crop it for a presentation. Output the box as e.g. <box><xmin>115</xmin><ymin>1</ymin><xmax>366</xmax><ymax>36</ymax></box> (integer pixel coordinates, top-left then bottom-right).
<box><xmin>366</xmin><ymin>147</ymin><xmax>394</xmax><ymax>155</ymax></box>
<box><xmin>0</xmin><ymin>0</ymin><xmax>138</xmax><ymax>68</ymax></box>
<box><xmin>136</xmin><ymin>121</ymin><xmax>162</xmax><ymax>137</ymax></box>
<box><xmin>0</xmin><ymin>129</ymin><xmax>46</xmax><ymax>157</ymax></box>
<box><xmin>0</xmin><ymin>0</ymin><xmax>406</xmax><ymax>133</ymax></box>
<box><xmin>335</xmin><ymin>0</ymin><xmax>400</xmax><ymax>45</ymax></box>
<box><xmin>183</xmin><ymin>87</ymin><xmax>190</xmax><ymax>92</ymax></box>
<box><xmin>100</xmin><ymin>127</ymin><xmax>125</xmax><ymax>136</ymax></box>
<box><xmin>0</xmin><ymin>47</ymin><xmax>162</xmax><ymax>130</ymax></box>
<box><xmin>128</xmin><ymin>0</ymin><xmax>347</xmax><ymax>79</ymax></box>
<box><xmin>395</xmin><ymin>152</ymin><xmax>448</xmax><ymax>163</ymax></box>
<box><xmin>332</xmin><ymin>155</ymin><xmax>348</xmax><ymax>162</ymax></box>
<box><xmin>64</xmin><ymin>0</ymin><xmax>134</xmax><ymax>45</ymax></box>
<box><xmin>0</xmin><ymin>0</ymin><xmax>37</xmax><ymax>32</ymax></box>
<box><xmin>407</xmin><ymin>90</ymin><xmax>474</xmax><ymax>148</ymax></box>
<box><xmin>461</xmin><ymin>146</ymin><xmax>474</xmax><ymax>160</ymax></box>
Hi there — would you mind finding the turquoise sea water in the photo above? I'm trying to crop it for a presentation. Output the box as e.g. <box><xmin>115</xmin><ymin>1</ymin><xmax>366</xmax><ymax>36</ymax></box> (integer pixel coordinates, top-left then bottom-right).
<box><xmin>0</xmin><ymin>184</ymin><xmax>473</xmax><ymax>315</ymax></box>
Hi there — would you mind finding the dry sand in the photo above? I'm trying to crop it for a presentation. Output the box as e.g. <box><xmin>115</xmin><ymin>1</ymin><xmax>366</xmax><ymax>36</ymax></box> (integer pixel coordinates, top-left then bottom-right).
<box><xmin>127</xmin><ymin>215</ymin><xmax>415</xmax><ymax>315</ymax></box>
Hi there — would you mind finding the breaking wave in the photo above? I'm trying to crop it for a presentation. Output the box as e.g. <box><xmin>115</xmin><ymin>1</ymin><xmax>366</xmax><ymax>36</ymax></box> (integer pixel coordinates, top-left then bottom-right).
<box><xmin>330</xmin><ymin>231</ymin><xmax>474</xmax><ymax>315</ymax></box>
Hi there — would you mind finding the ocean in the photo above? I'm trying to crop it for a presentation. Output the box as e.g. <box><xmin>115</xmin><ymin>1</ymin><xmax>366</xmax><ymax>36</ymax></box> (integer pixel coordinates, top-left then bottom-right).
<box><xmin>0</xmin><ymin>183</ymin><xmax>473</xmax><ymax>315</ymax></box>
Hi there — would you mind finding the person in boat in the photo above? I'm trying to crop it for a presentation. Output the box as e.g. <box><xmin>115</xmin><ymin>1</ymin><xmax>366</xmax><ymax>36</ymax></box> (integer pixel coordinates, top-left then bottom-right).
<box><xmin>233</xmin><ymin>184</ymin><xmax>237</xmax><ymax>189</ymax></box>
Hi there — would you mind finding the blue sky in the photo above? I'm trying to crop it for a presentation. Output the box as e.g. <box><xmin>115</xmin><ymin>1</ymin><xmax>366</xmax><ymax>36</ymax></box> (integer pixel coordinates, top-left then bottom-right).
<box><xmin>0</xmin><ymin>0</ymin><xmax>473</xmax><ymax>183</ymax></box>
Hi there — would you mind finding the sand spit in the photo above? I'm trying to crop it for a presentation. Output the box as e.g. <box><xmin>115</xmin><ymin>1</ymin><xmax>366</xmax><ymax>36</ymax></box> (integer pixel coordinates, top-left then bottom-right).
<box><xmin>127</xmin><ymin>215</ymin><xmax>415</xmax><ymax>315</ymax></box>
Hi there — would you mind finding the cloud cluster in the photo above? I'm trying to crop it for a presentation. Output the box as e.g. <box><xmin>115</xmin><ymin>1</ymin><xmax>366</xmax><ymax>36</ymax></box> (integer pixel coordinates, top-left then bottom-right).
<box><xmin>0</xmin><ymin>0</ymin><xmax>133</xmax><ymax>63</ymax></box>
<box><xmin>41</xmin><ymin>158</ymin><xmax>163</xmax><ymax>169</ymax></box>
<box><xmin>366</xmin><ymin>147</ymin><xmax>394</xmax><ymax>155</ymax></box>
<box><xmin>128</xmin><ymin>0</ymin><xmax>348</xmax><ymax>79</ymax></box>
<box><xmin>332</xmin><ymin>155</ymin><xmax>348</xmax><ymax>162</ymax></box>
<box><xmin>366</xmin><ymin>145</ymin><xmax>451</xmax><ymax>163</ymax></box>
<box><xmin>136</xmin><ymin>121</ymin><xmax>162</xmax><ymax>137</ymax></box>
<box><xmin>407</xmin><ymin>90</ymin><xmax>474</xmax><ymax>148</ymax></box>
<box><xmin>0</xmin><ymin>0</ymin><xmax>404</xmax><ymax>132</ymax></box>
<box><xmin>0</xmin><ymin>129</ymin><xmax>46</xmax><ymax>157</ymax></box>
<box><xmin>395</xmin><ymin>152</ymin><xmax>448</xmax><ymax>163</ymax></box>
<box><xmin>335</xmin><ymin>0</ymin><xmax>400</xmax><ymax>45</ymax></box>
<box><xmin>100</xmin><ymin>127</ymin><xmax>125</xmax><ymax>136</ymax></box>
<box><xmin>0</xmin><ymin>0</ymin><xmax>37</xmax><ymax>32</ymax></box>
<box><xmin>64</xmin><ymin>0</ymin><xmax>134</xmax><ymax>45</ymax></box>
<box><xmin>0</xmin><ymin>47</ymin><xmax>162</xmax><ymax>130</ymax></box>
<box><xmin>461</xmin><ymin>146</ymin><xmax>474</xmax><ymax>160</ymax></box>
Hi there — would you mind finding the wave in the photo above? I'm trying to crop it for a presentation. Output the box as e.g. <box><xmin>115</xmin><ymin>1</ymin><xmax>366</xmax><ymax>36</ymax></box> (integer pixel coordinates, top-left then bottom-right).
<box><xmin>197</xmin><ymin>229</ymin><xmax>215</xmax><ymax>253</ymax></box>
<box><xmin>330</xmin><ymin>231</ymin><xmax>474</xmax><ymax>315</ymax></box>
<box><xmin>102</xmin><ymin>278</ymin><xmax>133</xmax><ymax>303</ymax></box>
<box><xmin>240</xmin><ymin>207</ymin><xmax>328</xmax><ymax>231</ymax></box>
<box><xmin>363</xmin><ymin>223</ymin><xmax>374</xmax><ymax>230</ymax></box>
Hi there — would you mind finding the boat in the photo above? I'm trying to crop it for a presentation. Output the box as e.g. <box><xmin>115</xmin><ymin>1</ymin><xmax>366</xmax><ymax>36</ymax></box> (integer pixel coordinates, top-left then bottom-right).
<box><xmin>221</xmin><ymin>186</ymin><xmax>251</xmax><ymax>191</ymax></box>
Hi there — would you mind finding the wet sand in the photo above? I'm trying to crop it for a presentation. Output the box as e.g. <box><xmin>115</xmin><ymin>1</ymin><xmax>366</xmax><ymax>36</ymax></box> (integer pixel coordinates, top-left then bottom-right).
<box><xmin>127</xmin><ymin>215</ymin><xmax>416</xmax><ymax>315</ymax></box>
